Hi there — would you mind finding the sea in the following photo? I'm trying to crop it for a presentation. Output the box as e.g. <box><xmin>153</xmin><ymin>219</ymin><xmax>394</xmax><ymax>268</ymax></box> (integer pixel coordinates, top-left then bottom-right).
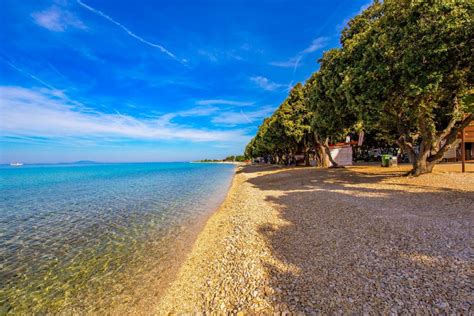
<box><xmin>0</xmin><ymin>162</ymin><xmax>235</xmax><ymax>314</ymax></box>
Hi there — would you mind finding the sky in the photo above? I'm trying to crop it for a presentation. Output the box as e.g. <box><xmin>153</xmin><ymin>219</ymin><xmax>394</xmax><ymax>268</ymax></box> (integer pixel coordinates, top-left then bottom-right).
<box><xmin>0</xmin><ymin>0</ymin><xmax>370</xmax><ymax>163</ymax></box>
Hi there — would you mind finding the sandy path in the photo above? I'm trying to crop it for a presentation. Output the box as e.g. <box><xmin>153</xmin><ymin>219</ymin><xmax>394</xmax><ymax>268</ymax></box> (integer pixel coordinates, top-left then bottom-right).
<box><xmin>157</xmin><ymin>163</ymin><xmax>473</xmax><ymax>314</ymax></box>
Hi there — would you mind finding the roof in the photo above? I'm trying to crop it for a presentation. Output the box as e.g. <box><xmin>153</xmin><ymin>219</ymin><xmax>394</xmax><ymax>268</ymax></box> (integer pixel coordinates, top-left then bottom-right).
<box><xmin>460</xmin><ymin>120</ymin><xmax>474</xmax><ymax>143</ymax></box>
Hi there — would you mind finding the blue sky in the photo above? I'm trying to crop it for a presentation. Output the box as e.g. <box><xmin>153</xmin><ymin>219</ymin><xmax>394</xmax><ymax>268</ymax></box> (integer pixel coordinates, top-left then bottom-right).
<box><xmin>0</xmin><ymin>0</ymin><xmax>370</xmax><ymax>163</ymax></box>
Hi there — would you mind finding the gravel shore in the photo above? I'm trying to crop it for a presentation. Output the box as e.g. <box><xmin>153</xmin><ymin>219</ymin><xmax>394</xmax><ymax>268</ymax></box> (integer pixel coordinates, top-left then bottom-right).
<box><xmin>157</xmin><ymin>163</ymin><xmax>473</xmax><ymax>314</ymax></box>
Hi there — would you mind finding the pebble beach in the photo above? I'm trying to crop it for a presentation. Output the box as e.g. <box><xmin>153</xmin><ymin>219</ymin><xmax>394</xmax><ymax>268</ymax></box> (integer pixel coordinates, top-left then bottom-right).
<box><xmin>157</xmin><ymin>163</ymin><xmax>473</xmax><ymax>313</ymax></box>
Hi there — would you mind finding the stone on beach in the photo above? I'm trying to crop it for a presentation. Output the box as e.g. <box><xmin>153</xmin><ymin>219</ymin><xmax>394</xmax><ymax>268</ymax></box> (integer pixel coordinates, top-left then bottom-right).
<box><xmin>157</xmin><ymin>163</ymin><xmax>473</xmax><ymax>314</ymax></box>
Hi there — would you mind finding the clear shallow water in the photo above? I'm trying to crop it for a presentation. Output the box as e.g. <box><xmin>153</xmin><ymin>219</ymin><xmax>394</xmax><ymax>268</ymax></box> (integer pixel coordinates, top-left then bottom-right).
<box><xmin>0</xmin><ymin>162</ymin><xmax>235</xmax><ymax>313</ymax></box>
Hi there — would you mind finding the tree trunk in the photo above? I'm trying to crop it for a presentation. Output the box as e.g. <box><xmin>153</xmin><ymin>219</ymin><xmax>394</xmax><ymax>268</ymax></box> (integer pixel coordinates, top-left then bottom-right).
<box><xmin>396</xmin><ymin>140</ymin><xmax>436</xmax><ymax>176</ymax></box>
<box><xmin>314</xmin><ymin>133</ymin><xmax>321</xmax><ymax>167</ymax></box>
<box><xmin>304</xmin><ymin>149</ymin><xmax>310</xmax><ymax>166</ymax></box>
<box><xmin>410</xmin><ymin>142</ymin><xmax>436</xmax><ymax>176</ymax></box>
<box><xmin>410</xmin><ymin>158</ymin><xmax>435</xmax><ymax>176</ymax></box>
<box><xmin>314</xmin><ymin>132</ymin><xmax>330</xmax><ymax>167</ymax></box>
<box><xmin>405</xmin><ymin>139</ymin><xmax>439</xmax><ymax>176</ymax></box>
<box><xmin>322</xmin><ymin>138</ymin><xmax>339</xmax><ymax>168</ymax></box>
<box><xmin>314</xmin><ymin>145</ymin><xmax>326</xmax><ymax>167</ymax></box>
<box><xmin>403</xmin><ymin>113</ymin><xmax>473</xmax><ymax>176</ymax></box>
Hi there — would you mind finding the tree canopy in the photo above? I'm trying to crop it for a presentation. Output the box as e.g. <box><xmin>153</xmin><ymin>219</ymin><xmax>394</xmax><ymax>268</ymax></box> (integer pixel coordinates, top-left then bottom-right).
<box><xmin>340</xmin><ymin>0</ymin><xmax>473</xmax><ymax>174</ymax></box>
<box><xmin>245</xmin><ymin>83</ymin><xmax>315</xmax><ymax>165</ymax></box>
<box><xmin>246</xmin><ymin>0</ymin><xmax>473</xmax><ymax>175</ymax></box>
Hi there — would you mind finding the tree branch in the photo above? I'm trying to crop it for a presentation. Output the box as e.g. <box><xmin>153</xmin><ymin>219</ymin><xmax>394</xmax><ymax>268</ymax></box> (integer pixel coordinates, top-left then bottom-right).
<box><xmin>428</xmin><ymin>113</ymin><xmax>473</xmax><ymax>163</ymax></box>
<box><xmin>436</xmin><ymin>96</ymin><xmax>461</xmax><ymax>147</ymax></box>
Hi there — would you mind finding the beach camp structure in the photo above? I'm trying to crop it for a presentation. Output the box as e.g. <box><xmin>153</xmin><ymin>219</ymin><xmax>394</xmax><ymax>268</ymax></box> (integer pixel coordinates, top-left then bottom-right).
<box><xmin>462</xmin><ymin>120</ymin><xmax>474</xmax><ymax>161</ymax></box>
<box><xmin>297</xmin><ymin>141</ymin><xmax>355</xmax><ymax>166</ymax></box>
<box><xmin>328</xmin><ymin>144</ymin><xmax>353</xmax><ymax>166</ymax></box>
<box><xmin>442</xmin><ymin>120</ymin><xmax>474</xmax><ymax>162</ymax></box>
<box><xmin>295</xmin><ymin>137</ymin><xmax>356</xmax><ymax>166</ymax></box>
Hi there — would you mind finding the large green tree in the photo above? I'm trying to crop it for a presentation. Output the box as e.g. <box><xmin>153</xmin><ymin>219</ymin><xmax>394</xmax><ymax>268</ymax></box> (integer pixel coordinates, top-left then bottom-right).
<box><xmin>246</xmin><ymin>84</ymin><xmax>316</xmax><ymax>165</ymax></box>
<box><xmin>308</xmin><ymin>49</ymin><xmax>359</xmax><ymax>167</ymax></box>
<box><xmin>278</xmin><ymin>83</ymin><xmax>315</xmax><ymax>165</ymax></box>
<box><xmin>248</xmin><ymin>117</ymin><xmax>274</xmax><ymax>161</ymax></box>
<box><xmin>244</xmin><ymin>137</ymin><xmax>256</xmax><ymax>160</ymax></box>
<box><xmin>247</xmin><ymin>114</ymin><xmax>290</xmax><ymax>164</ymax></box>
<box><xmin>341</xmin><ymin>0</ymin><xmax>473</xmax><ymax>175</ymax></box>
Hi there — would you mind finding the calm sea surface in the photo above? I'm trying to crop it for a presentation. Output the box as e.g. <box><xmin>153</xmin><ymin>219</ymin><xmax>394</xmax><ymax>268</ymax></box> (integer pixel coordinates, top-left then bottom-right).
<box><xmin>0</xmin><ymin>162</ymin><xmax>235</xmax><ymax>313</ymax></box>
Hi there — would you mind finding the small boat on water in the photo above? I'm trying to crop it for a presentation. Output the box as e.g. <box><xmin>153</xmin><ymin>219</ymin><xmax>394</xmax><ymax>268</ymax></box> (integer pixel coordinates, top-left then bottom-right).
<box><xmin>10</xmin><ymin>162</ymin><xmax>23</xmax><ymax>167</ymax></box>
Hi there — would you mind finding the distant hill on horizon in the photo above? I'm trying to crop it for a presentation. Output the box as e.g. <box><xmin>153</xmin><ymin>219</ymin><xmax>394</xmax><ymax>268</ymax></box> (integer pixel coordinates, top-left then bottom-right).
<box><xmin>72</xmin><ymin>160</ymin><xmax>100</xmax><ymax>164</ymax></box>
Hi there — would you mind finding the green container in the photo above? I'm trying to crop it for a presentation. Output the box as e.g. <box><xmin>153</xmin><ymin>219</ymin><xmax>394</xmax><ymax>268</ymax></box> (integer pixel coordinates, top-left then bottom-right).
<box><xmin>381</xmin><ymin>154</ymin><xmax>391</xmax><ymax>167</ymax></box>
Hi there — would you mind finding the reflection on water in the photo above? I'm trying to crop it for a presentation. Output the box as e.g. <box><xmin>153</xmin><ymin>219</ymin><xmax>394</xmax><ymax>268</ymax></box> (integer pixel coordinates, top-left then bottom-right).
<box><xmin>0</xmin><ymin>162</ymin><xmax>234</xmax><ymax>313</ymax></box>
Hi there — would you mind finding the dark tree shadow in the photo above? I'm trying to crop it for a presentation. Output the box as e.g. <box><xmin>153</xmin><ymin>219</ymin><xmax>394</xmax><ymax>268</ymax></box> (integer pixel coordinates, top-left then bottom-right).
<box><xmin>242</xmin><ymin>165</ymin><xmax>473</xmax><ymax>313</ymax></box>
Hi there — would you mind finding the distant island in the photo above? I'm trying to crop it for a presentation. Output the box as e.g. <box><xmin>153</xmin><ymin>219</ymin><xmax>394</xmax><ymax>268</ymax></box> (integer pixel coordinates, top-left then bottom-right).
<box><xmin>72</xmin><ymin>160</ymin><xmax>100</xmax><ymax>164</ymax></box>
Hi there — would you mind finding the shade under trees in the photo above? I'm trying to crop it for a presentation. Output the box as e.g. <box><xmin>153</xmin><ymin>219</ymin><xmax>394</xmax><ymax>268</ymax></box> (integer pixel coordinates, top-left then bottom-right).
<box><xmin>340</xmin><ymin>0</ymin><xmax>473</xmax><ymax>175</ymax></box>
<box><xmin>245</xmin><ymin>0</ymin><xmax>473</xmax><ymax>176</ymax></box>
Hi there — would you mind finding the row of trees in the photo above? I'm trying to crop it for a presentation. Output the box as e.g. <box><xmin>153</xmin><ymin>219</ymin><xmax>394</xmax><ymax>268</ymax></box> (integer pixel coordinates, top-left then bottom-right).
<box><xmin>224</xmin><ymin>155</ymin><xmax>246</xmax><ymax>162</ymax></box>
<box><xmin>198</xmin><ymin>155</ymin><xmax>246</xmax><ymax>162</ymax></box>
<box><xmin>245</xmin><ymin>0</ymin><xmax>472</xmax><ymax>175</ymax></box>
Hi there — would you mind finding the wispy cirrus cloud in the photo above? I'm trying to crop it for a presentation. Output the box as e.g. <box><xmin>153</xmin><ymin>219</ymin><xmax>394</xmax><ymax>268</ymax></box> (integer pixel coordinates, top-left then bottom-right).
<box><xmin>1</xmin><ymin>57</ymin><xmax>58</xmax><ymax>90</ymax></box>
<box><xmin>76</xmin><ymin>0</ymin><xmax>184</xmax><ymax>63</ymax></box>
<box><xmin>270</xmin><ymin>36</ymin><xmax>329</xmax><ymax>70</ymax></box>
<box><xmin>32</xmin><ymin>5</ymin><xmax>86</xmax><ymax>32</ymax></box>
<box><xmin>250</xmin><ymin>76</ymin><xmax>285</xmax><ymax>91</ymax></box>
<box><xmin>301</xmin><ymin>37</ymin><xmax>328</xmax><ymax>54</ymax></box>
<box><xmin>211</xmin><ymin>106</ymin><xmax>275</xmax><ymax>126</ymax></box>
<box><xmin>177</xmin><ymin>106</ymin><xmax>219</xmax><ymax>117</ymax></box>
<box><xmin>0</xmin><ymin>86</ymin><xmax>248</xmax><ymax>143</ymax></box>
<box><xmin>197</xmin><ymin>48</ymin><xmax>244</xmax><ymax>63</ymax></box>
<box><xmin>269</xmin><ymin>58</ymin><xmax>300</xmax><ymax>68</ymax></box>
<box><xmin>197</xmin><ymin>49</ymin><xmax>219</xmax><ymax>63</ymax></box>
<box><xmin>196</xmin><ymin>99</ymin><xmax>254</xmax><ymax>106</ymax></box>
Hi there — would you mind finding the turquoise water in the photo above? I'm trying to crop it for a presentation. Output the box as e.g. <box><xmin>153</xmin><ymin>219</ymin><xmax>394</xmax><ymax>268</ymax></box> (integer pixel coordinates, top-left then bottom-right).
<box><xmin>0</xmin><ymin>162</ymin><xmax>235</xmax><ymax>314</ymax></box>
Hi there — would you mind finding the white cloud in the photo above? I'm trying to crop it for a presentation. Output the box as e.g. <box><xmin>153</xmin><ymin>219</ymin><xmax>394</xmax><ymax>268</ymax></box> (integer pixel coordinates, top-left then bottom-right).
<box><xmin>32</xmin><ymin>6</ymin><xmax>86</xmax><ymax>32</ymax></box>
<box><xmin>301</xmin><ymin>37</ymin><xmax>328</xmax><ymax>54</ymax></box>
<box><xmin>212</xmin><ymin>106</ymin><xmax>275</xmax><ymax>125</ymax></box>
<box><xmin>269</xmin><ymin>57</ymin><xmax>300</xmax><ymax>68</ymax></box>
<box><xmin>270</xmin><ymin>36</ymin><xmax>328</xmax><ymax>70</ymax></box>
<box><xmin>76</xmin><ymin>0</ymin><xmax>184</xmax><ymax>63</ymax></box>
<box><xmin>198</xmin><ymin>50</ymin><xmax>242</xmax><ymax>63</ymax></box>
<box><xmin>1</xmin><ymin>57</ymin><xmax>57</xmax><ymax>90</ymax></box>
<box><xmin>250</xmin><ymin>76</ymin><xmax>285</xmax><ymax>91</ymax></box>
<box><xmin>197</xmin><ymin>50</ymin><xmax>219</xmax><ymax>63</ymax></box>
<box><xmin>175</xmin><ymin>106</ymin><xmax>219</xmax><ymax>117</ymax></box>
<box><xmin>0</xmin><ymin>86</ymin><xmax>248</xmax><ymax>143</ymax></box>
<box><xmin>197</xmin><ymin>44</ymin><xmax>249</xmax><ymax>64</ymax></box>
<box><xmin>196</xmin><ymin>99</ymin><xmax>254</xmax><ymax>107</ymax></box>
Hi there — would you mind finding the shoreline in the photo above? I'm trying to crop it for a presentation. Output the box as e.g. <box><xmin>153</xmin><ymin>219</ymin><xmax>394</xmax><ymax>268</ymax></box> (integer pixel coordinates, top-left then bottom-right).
<box><xmin>156</xmin><ymin>164</ymin><xmax>275</xmax><ymax>312</ymax></box>
<box><xmin>0</xmin><ymin>162</ymin><xmax>238</xmax><ymax>315</ymax></box>
<box><xmin>108</xmin><ymin>164</ymin><xmax>239</xmax><ymax>314</ymax></box>
<box><xmin>156</xmin><ymin>163</ymin><xmax>473</xmax><ymax>313</ymax></box>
